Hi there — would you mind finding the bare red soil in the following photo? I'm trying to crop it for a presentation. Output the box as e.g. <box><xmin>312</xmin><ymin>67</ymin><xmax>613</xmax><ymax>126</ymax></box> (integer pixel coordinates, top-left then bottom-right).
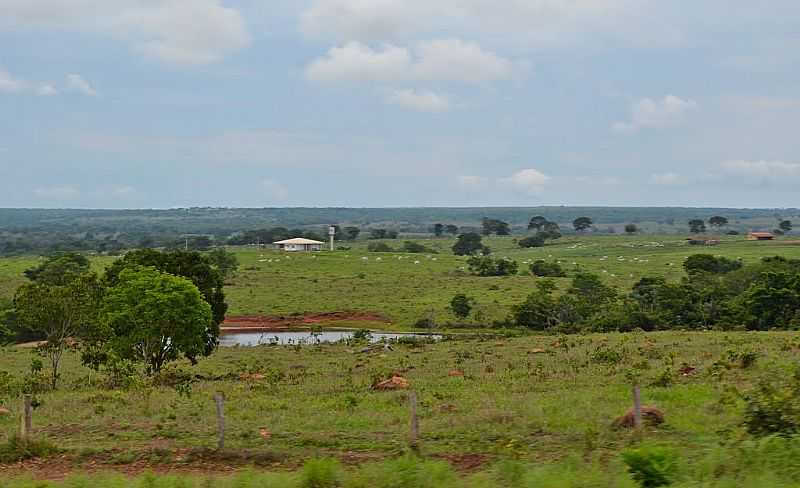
<box><xmin>222</xmin><ymin>312</ymin><xmax>389</xmax><ymax>332</ymax></box>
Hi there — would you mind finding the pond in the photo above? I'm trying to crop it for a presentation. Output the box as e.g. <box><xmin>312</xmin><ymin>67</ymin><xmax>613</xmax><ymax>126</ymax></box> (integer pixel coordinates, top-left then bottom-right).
<box><xmin>219</xmin><ymin>330</ymin><xmax>442</xmax><ymax>347</ymax></box>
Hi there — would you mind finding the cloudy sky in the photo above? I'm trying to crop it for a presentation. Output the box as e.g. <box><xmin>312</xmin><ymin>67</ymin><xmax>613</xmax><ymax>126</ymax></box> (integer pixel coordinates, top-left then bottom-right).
<box><xmin>2</xmin><ymin>0</ymin><xmax>799</xmax><ymax>208</ymax></box>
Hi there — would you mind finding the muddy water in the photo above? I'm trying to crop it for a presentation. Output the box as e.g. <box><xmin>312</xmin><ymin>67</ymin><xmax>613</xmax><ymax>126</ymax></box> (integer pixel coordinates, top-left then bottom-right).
<box><xmin>219</xmin><ymin>330</ymin><xmax>441</xmax><ymax>346</ymax></box>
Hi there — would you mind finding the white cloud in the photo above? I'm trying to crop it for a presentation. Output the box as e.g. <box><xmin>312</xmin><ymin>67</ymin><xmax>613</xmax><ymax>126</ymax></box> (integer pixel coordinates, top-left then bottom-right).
<box><xmin>0</xmin><ymin>0</ymin><xmax>250</xmax><ymax>65</ymax></box>
<box><xmin>613</xmin><ymin>95</ymin><xmax>697</xmax><ymax>133</ymax></box>
<box><xmin>500</xmin><ymin>168</ymin><xmax>551</xmax><ymax>194</ymax></box>
<box><xmin>386</xmin><ymin>89</ymin><xmax>450</xmax><ymax>112</ymax></box>
<box><xmin>0</xmin><ymin>67</ymin><xmax>57</xmax><ymax>96</ymax></box>
<box><xmin>306</xmin><ymin>40</ymin><xmax>514</xmax><ymax>83</ymax></box>
<box><xmin>720</xmin><ymin>160</ymin><xmax>800</xmax><ymax>180</ymax></box>
<box><xmin>261</xmin><ymin>179</ymin><xmax>289</xmax><ymax>201</ymax></box>
<box><xmin>66</xmin><ymin>74</ymin><xmax>97</xmax><ymax>96</ymax></box>
<box><xmin>33</xmin><ymin>185</ymin><xmax>80</xmax><ymax>199</ymax></box>
<box><xmin>650</xmin><ymin>172</ymin><xmax>682</xmax><ymax>185</ymax></box>
<box><xmin>300</xmin><ymin>0</ymin><xmax>659</xmax><ymax>48</ymax></box>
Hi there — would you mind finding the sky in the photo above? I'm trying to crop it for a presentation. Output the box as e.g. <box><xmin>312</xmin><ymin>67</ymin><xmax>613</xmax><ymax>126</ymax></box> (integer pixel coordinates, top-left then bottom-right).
<box><xmin>1</xmin><ymin>0</ymin><xmax>799</xmax><ymax>209</ymax></box>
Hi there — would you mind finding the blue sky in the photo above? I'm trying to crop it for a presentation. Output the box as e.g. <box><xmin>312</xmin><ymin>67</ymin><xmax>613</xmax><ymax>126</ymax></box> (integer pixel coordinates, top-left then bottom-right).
<box><xmin>2</xmin><ymin>0</ymin><xmax>799</xmax><ymax>208</ymax></box>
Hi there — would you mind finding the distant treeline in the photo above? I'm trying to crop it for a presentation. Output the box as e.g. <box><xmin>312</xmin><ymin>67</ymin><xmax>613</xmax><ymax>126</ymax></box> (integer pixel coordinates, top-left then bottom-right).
<box><xmin>1</xmin><ymin>207</ymin><xmax>797</xmax><ymax>256</ymax></box>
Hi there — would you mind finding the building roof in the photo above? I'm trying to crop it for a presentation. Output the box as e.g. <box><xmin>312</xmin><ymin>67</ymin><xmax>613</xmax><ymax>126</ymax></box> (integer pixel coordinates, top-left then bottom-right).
<box><xmin>274</xmin><ymin>238</ymin><xmax>325</xmax><ymax>245</ymax></box>
<box><xmin>749</xmin><ymin>232</ymin><xmax>775</xmax><ymax>237</ymax></box>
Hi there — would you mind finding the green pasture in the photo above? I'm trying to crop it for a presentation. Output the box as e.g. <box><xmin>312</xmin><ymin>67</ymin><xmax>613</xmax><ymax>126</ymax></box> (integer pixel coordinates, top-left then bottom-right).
<box><xmin>1</xmin><ymin>331</ymin><xmax>799</xmax><ymax>483</ymax></box>
<box><xmin>2</xmin><ymin>235</ymin><xmax>800</xmax><ymax>327</ymax></box>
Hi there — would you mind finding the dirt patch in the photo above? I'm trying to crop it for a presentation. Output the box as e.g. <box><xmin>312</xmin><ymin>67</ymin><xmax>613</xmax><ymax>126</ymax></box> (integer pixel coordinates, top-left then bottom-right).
<box><xmin>222</xmin><ymin>312</ymin><xmax>389</xmax><ymax>332</ymax></box>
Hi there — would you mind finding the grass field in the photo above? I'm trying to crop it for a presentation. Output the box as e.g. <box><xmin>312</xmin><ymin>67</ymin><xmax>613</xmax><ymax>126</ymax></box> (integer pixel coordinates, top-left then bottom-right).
<box><xmin>3</xmin><ymin>234</ymin><xmax>800</xmax><ymax>328</ymax></box>
<box><xmin>1</xmin><ymin>331</ymin><xmax>800</xmax><ymax>484</ymax></box>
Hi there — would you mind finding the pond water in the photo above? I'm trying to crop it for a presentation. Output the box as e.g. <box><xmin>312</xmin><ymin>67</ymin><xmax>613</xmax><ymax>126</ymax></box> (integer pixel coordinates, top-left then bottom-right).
<box><xmin>219</xmin><ymin>330</ymin><xmax>441</xmax><ymax>347</ymax></box>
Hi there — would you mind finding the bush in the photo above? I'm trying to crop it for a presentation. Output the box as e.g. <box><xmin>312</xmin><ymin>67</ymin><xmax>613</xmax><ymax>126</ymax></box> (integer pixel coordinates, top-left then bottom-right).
<box><xmin>450</xmin><ymin>294</ymin><xmax>473</xmax><ymax>319</ymax></box>
<box><xmin>367</xmin><ymin>242</ymin><xmax>394</xmax><ymax>253</ymax></box>
<box><xmin>402</xmin><ymin>241</ymin><xmax>435</xmax><ymax>254</ymax></box>
<box><xmin>744</xmin><ymin>369</ymin><xmax>800</xmax><ymax>436</ymax></box>
<box><xmin>530</xmin><ymin>260</ymin><xmax>566</xmax><ymax>277</ymax></box>
<box><xmin>518</xmin><ymin>235</ymin><xmax>545</xmax><ymax>248</ymax></box>
<box><xmin>684</xmin><ymin>254</ymin><xmax>742</xmax><ymax>275</ymax></box>
<box><xmin>301</xmin><ymin>458</ymin><xmax>342</xmax><ymax>488</ymax></box>
<box><xmin>621</xmin><ymin>446</ymin><xmax>679</xmax><ymax>488</ymax></box>
<box><xmin>467</xmin><ymin>256</ymin><xmax>519</xmax><ymax>277</ymax></box>
<box><xmin>0</xmin><ymin>436</ymin><xmax>60</xmax><ymax>463</ymax></box>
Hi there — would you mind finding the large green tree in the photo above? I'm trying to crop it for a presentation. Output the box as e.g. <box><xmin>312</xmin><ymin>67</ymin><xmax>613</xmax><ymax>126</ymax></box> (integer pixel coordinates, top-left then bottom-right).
<box><xmin>709</xmin><ymin>216</ymin><xmax>729</xmax><ymax>229</ymax></box>
<box><xmin>14</xmin><ymin>273</ymin><xmax>103</xmax><ymax>388</ymax></box>
<box><xmin>452</xmin><ymin>233</ymin><xmax>488</xmax><ymax>256</ymax></box>
<box><xmin>572</xmin><ymin>217</ymin><xmax>593</xmax><ymax>233</ymax></box>
<box><xmin>103</xmin><ymin>249</ymin><xmax>226</xmax><ymax>355</ymax></box>
<box><xmin>101</xmin><ymin>266</ymin><xmax>213</xmax><ymax>374</ymax></box>
<box><xmin>24</xmin><ymin>252</ymin><xmax>90</xmax><ymax>285</ymax></box>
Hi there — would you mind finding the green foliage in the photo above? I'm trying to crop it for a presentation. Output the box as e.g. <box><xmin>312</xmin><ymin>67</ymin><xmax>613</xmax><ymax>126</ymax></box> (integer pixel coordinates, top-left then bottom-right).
<box><xmin>354</xmin><ymin>455</ymin><xmax>458</xmax><ymax>488</ymax></box>
<box><xmin>709</xmin><ymin>216</ymin><xmax>729</xmax><ymax>229</ymax></box>
<box><xmin>23</xmin><ymin>252</ymin><xmax>90</xmax><ymax>285</ymax></box>
<box><xmin>104</xmin><ymin>249</ymin><xmax>226</xmax><ymax>355</ymax></box>
<box><xmin>625</xmin><ymin>224</ymin><xmax>638</xmax><ymax>234</ymax></box>
<box><xmin>452</xmin><ymin>233</ymin><xmax>488</xmax><ymax>256</ymax></box>
<box><xmin>13</xmin><ymin>272</ymin><xmax>103</xmax><ymax>389</ymax></box>
<box><xmin>481</xmin><ymin>218</ymin><xmax>511</xmax><ymax>236</ymax></box>
<box><xmin>744</xmin><ymin>369</ymin><xmax>800</xmax><ymax>436</ymax></box>
<box><xmin>367</xmin><ymin>242</ymin><xmax>394</xmax><ymax>252</ymax></box>
<box><xmin>467</xmin><ymin>256</ymin><xmax>519</xmax><ymax>277</ymax></box>
<box><xmin>573</xmin><ymin>217</ymin><xmax>593</xmax><ymax>232</ymax></box>
<box><xmin>342</xmin><ymin>226</ymin><xmax>361</xmax><ymax>241</ymax></box>
<box><xmin>621</xmin><ymin>446</ymin><xmax>679</xmax><ymax>488</ymax></box>
<box><xmin>518</xmin><ymin>235</ymin><xmax>545</xmax><ymax>248</ymax></box>
<box><xmin>450</xmin><ymin>294</ymin><xmax>473</xmax><ymax>319</ymax></box>
<box><xmin>688</xmin><ymin>219</ymin><xmax>706</xmax><ymax>234</ymax></box>
<box><xmin>684</xmin><ymin>254</ymin><xmax>742</xmax><ymax>275</ymax></box>
<box><xmin>301</xmin><ymin>458</ymin><xmax>342</xmax><ymax>488</ymax></box>
<box><xmin>0</xmin><ymin>436</ymin><xmax>60</xmax><ymax>463</ymax></box>
<box><xmin>402</xmin><ymin>241</ymin><xmax>435</xmax><ymax>254</ymax></box>
<box><xmin>101</xmin><ymin>266</ymin><xmax>213</xmax><ymax>374</ymax></box>
<box><xmin>206</xmin><ymin>248</ymin><xmax>239</xmax><ymax>280</ymax></box>
<box><xmin>369</xmin><ymin>229</ymin><xmax>398</xmax><ymax>240</ymax></box>
<box><xmin>530</xmin><ymin>260</ymin><xmax>565</xmax><ymax>277</ymax></box>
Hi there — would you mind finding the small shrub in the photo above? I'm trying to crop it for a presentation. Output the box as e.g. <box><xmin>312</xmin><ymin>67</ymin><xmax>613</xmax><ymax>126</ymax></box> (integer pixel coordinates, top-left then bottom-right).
<box><xmin>530</xmin><ymin>260</ymin><xmax>566</xmax><ymax>277</ymax></box>
<box><xmin>301</xmin><ymin>458</ymin><xmax>342</xmax><ymax>488</ymax></box>
<box><xmin>622</xmin><ymin>446</ymin><xmax>679</xmax><ymax>488</ymax></box>
<box><xmin>450</xmin><ymin>294</ymin><xmax>473</xmax><ymax>320</ymax></box>
<box><xmin>744</xmin><ymin>369</ymin><xmax>800</xmax><ymax>436</ymax></box>
<box><xmin>0</xmin><ymin>436</ymin><xmax>60</xmax><ymax>463</ymax></box>
<box><xmin>591</xmin><ymin>345</ymin><xmax>624</xmax><ymax>364</ymax></box>
<box><xmin>367</xmin><ymin>242</ymin><xmax>394</xmax><ymax>253</ymax></box>
<box><xmin>518</xmin><ymin>235</ymin><xmax>545</xmax><ymax>248</ymax></box>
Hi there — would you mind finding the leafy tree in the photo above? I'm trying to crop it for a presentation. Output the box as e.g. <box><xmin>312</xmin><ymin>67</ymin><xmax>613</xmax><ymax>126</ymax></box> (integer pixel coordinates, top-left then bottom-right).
<box><xmin>24</xmin><ymin>252</ymin><xmax>90</xmax><ymax>285</ymax></box>
<box><xmin>467</xmin><ymin>256</ymin><xmax>518</xmax><ymax>276</ymax></box>
<box><xmin>103</xmin><ymin>249</ymin><xmax>226</xmax><ymax>355</ymax></box>
<box><xmin>386</xmin><ymin>230</ymin><xmax>399</xmax><ymax>239</ymax></box>
<box><xmin>684</xmin><ymin>254</ymin><xmax>742</xmax><ymax>275</ymax></box>
<box><xmin>101</xmin><ymin>266</ymin><xmax>213</xmax><ymax>374</ymax></box>
<box><xmin>452</xmin><ymin>233</ymin><xmax>488</xmax><ymax>256</ymax></box>
<box><xmin>432</xmin><ymin>224</ymin><xmax>445</xmax><ymax>237</ymax></box>
<box><xmin>370</xmin><ymin>229</ymin><xmax>387</xmax><ymax>239</ymax></box>
<box><xmin>481</xmin><ymin>218</ymin><xmax>511</xmax><ymax>236</ymax></box>
<box><xmin>450</xmin><ymin>294</ymin><xmax>473</xmax><ymax>320</ymax></box>
<box><xmin>402</xmin><ymin>241</ymin><xmax>434</xmax><ymax>253</ymax></box>
<box><xmin>780</xmin><ymin>220</ymin><xmax>793</xmax><ymax>233</ymax></box>
<box><xmin>738</xmin><ymin>272</ymin><xmax>800</xmax><ymax>330</ymax></box>
<box><xmin>207</xmin><ymin>248</ymin><xmax>239</xmax><ymax>280</ymax></box>
<box><xmin>625</xmin><ymin>223</ymin><xmax>638</xmax><ymax>234</ymax></box>
<box><xmin>688</xmin><ymin>219</ymin><xmax>706</xmax><ymax>234</ymax></box>
<box><xmin>709</xmin><ymin>216</ymin><xmax>729</xmax><ymax>229</ymax></box>
<box><xmin>530</xmin><ymin>260</ymin><xmax>566</xmax><ymax>277</ymax></box>
<box><xmin>13</xmin><ymin>273</ymin><xmax>103</xmax><ymax>388</ymax></box>
<box><xmin>444</xmin><ymin>224</ymin><xmax>459</xmax><ymax>235</ymax></box>
<box><xmin>518</xmin><ymin>235</ymin><xmax>545</xmax><ymax>248</ymax></box>
<box><xmin>513</xmin><ymin>280</ymin><xmax>560</xmax><ymax>330</ymax></box>
<box><xmin>539</xmin><ymin>222</ymin><xmax>562</xmax><ymax>240</ymax></box>
<box><xmin>342</xmin><ymin>226</ymin><xmax>361</xmax><ymax>241</ymax></box>
<box><xmin>572</xmin><ymin>217</ymin><xmax>593</xmax><ymax>233</ymax></box>
<box><xmin>528</xmin><ymin>216</ymin><xmax>548</xmax><ymax>231</ymax></box>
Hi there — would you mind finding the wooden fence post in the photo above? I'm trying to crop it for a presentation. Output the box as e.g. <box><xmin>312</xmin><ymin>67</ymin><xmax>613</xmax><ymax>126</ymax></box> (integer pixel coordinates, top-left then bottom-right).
<box><xmin>409</xmin><ymin>391</ymin><xmax>419</xmax><ymax>451</ymax></box>
<box><xmin>214</xmin><ymin>392</ymin><xmax>225</xmax><ymax>449</ymax></box>
<box><xmin>632</xmin><ymin>384</ymin><xmax>642</xmax><ymax>429</ymax></box>
<box><xmin>20</xmin><ymin>395</ymin><xmax>32</xmax><ymax>440</ymax></box>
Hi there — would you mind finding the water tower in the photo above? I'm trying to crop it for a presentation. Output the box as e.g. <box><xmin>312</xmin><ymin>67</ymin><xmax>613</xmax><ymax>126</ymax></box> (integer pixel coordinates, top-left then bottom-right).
<box><xmin>328</xmin><ymin>225</ymin><xmax>336</xmax><ymax>251</ymax></box>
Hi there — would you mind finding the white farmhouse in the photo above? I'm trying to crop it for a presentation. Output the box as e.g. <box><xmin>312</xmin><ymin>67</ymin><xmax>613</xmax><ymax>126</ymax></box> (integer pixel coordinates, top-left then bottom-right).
<box><xmin>273</xmin><ymin>237</ymin><xmax>325</xmax><ymax>252</ymax></box>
